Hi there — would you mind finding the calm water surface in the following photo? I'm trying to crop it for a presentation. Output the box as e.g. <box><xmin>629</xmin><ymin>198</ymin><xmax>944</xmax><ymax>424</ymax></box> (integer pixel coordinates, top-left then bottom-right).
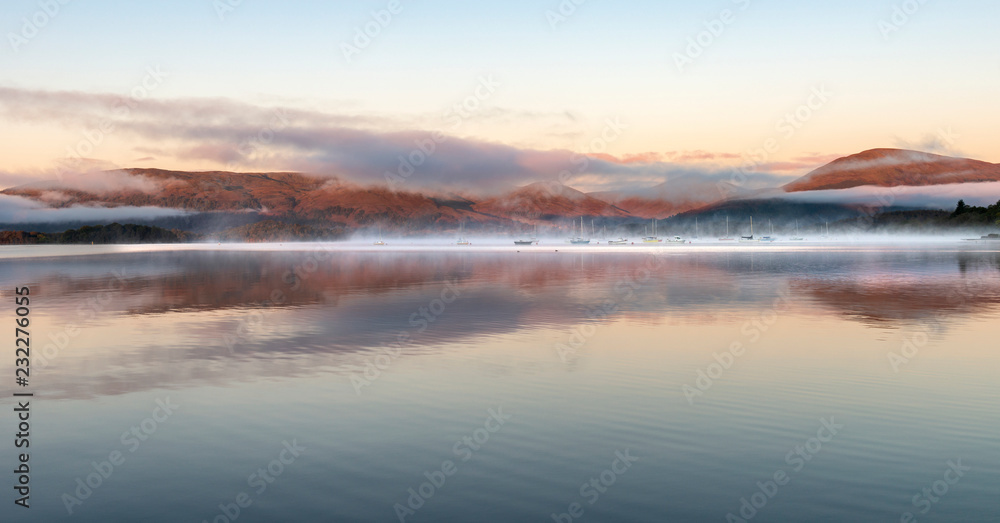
<box><xmin>1</xmin><ymin>244</ymin><xmax>998</xmax><ymax>522</ymax></box>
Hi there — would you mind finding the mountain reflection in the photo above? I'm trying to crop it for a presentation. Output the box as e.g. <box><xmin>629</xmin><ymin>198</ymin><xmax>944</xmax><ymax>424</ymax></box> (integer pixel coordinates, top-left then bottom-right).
<box><xmin>2</xmin><ymin>247</ymin><xmax>998</xmax><ymax>400</ymax></box>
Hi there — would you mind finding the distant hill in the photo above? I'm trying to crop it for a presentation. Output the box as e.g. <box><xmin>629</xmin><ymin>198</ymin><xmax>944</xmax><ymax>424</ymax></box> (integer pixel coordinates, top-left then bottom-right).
<box><xmin>0</xmin><ymin>223</ymin><xmax>198</xmax><ymax>245</ymax></box>
<box><xmin>473</xmin><ymin>182</ymin><xmax>630</xmax><ymax>221</ymax></box>
<box><xmin>4</xmin><ymin>149</ymin><xmax>1000</xmax><ymax>239</ymax></box>
<box><xmin>663</xmin><ymin>198</ymin><xmax>869</xmax><ymax>236</ymax></box>
<box><xmin>784</xmin><ymin>149</ymin><xmax>1000</xmax><ymax>192</ymax></box>
<box><xmin>214</xmin><ymin>220</ymin><xmax>347</xmax><ymax>242</ymax></box>
<box><xmin>590</xmin><ymin>174</ymin><xmax>751</xmax><ymax>219</ymax></box>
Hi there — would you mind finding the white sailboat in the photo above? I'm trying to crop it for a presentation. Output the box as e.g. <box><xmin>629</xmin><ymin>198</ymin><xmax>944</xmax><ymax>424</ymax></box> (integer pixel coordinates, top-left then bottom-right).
<box><xmin>608</xmin><ymin>236</ymin><xmax>629</xmax><ymax>245</ymax></box>
<box><xmin>374</xmin><ymin>226</ymin><xmax>386</xmax><ymax>246</ymax></box>
<box><xmin>720</xmin><ymin>216</ymin><xmax>735</xmax><ymax>241</ymax></box>
<box><xmin>643</xmin><ymin>219</ymin><xmax>662</xmax><ymax>243</ymax></box>
<box><xmin>759</xmin><ymin>220</ymin><xmax>776</xmax><ymax>242</ymax></box>
<box><xmin>790</xmin><ymin>220</ymin><xmax>804</xmax><ymax>241</ymax></box>
<box><xmin>456</xmin><ymin>221</ymin><xmax>471</xmax><ymax>245</ymax></box>
<box><xmin>569</xmin><ymin>217</ymin><xmax>591</xmax><ymax>244</ymax></box>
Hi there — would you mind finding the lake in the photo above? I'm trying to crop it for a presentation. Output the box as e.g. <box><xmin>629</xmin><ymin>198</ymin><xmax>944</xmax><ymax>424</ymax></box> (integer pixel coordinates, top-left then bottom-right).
<box><xmin>1</xmin><ymin>242</ymin><xmax>998</xmax><ymax>522</ymax></box>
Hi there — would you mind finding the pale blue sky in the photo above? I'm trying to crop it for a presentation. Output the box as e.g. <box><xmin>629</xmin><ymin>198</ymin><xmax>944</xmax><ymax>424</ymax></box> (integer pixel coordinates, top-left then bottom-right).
<box><xmin>2</xmin><ymin>0</ymin><xmax>999</xmax><ymax>174</ymax></box>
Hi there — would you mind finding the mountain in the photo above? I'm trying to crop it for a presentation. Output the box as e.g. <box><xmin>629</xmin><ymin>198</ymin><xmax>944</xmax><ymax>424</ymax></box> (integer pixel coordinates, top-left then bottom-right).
<box><xmin>473</xmin><ymin>182</ymin><xmax>630</xmax><ymax>221</ymax></box>
<box><xmin>2</xmin><ymin>169</ymin><xmax>500</xmax><ymax>231</ymax></box>
<box><xmin>664</xmin><ymin>198</ymin><xmax>869</xmax><ymax>234</ymax></box>
<box><xmin>6</xmin><ymin>149</ymin><xmax>998</xmax><ymax>237</ymax></box>
<box><xmin>784</xmin><ymin>149</ymin><xmax>1000</xmax><ymax>192</ymax></box>
<box><xmin>591</xmin><ymin>175</ymin><xmax>751</xmax><ymax>219</ymax></box>
<box><xmin>0</xmin><ymin>223</ymin><xmax>198</xmax><ymax>245</ymax></box>
<box><xmin>214</xmin><ymin>220</ymin><xmax>348</xmax><ymax>242</ymax></box>
<box><xmin>3</xmin><ymin>170</ymin><xmax>635</xmax><ymax>233</ymax></box>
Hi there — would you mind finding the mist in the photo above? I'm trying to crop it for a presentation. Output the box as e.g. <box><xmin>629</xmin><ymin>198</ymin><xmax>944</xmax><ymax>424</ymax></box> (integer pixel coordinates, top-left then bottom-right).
<box><xmin>0</xmin><ymin>194</ymin><xmax>191</xmax><ymax>224</ymax></box>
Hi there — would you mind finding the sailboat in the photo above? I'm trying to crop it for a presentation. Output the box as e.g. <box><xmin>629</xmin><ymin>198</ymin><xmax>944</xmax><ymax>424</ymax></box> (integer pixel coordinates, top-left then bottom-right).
<box><xmin>569</xmin><ymin>217</ymin><xmax>591</xmax><ymax>244</ymax></box>
<box><xmin>790</xmin><ymin>220</ymin><xmax>804</xmax><ymax>241</ymax></box>
<box><xmin>643</xmin><ymin>219</ymin><xmax>663</xmax><ymax>243</ymax></box>
<box><xmin>601</xmin><ymin>226</ymin><xmax>628</xmax><ymax>245</ymax></box>
<box><xmin>514</xmin><ymin>224</ymin><xmax>539</xmax><ymax>245</ymax></box>
<box><xmin>374</xmin><ymin>226</ymin><xmax>387</xmax><ymax>246</ymax></box>
<box><xmin>758</xmin><ymin>220</ymin><xmax>777</xmax><ymax>242</ymax></box>
<box><xmin>719</xmin><ymin>216</ymin><xmax>735</xmax><ymax>241</ymax></box>
<box><xmin>739</xmin><ymin>217</ymin><xmax>756</xmax><ymax>242</ymax></box>
<box><xmin>456</xmin><ymin>221</ymin><xmax>471</xmax><ymax>245</ymax></box>
<box><xmin>692</xmin><ymin>217</ymin><xmax>700</xmax><ymax>240</ymax></box>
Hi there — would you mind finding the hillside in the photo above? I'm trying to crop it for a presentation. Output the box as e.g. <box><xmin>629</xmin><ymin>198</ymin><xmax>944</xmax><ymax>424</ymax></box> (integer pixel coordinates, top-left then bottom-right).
<box><xmin>472</xmin><ymin>182</ymin><xmax>630</xmax><ymax>221</ymax></box>
<box><xmin>214</xmin><ymin>220</ymin><xmax>348</xmax><ymax>242</ymax></box>
<box><xmin>5</xmin><ymin>149</ymin><xmax>1000</xmax><ymax>238</ymax></box>
<box><xmin>0</xmin><ymin>223</ymin><xmax>198</xmax><ymax>245</ymax></box>
<box><xmin>784</xmin><ymin>149</ymin><xmax>1000</xmax><ymax>192</ymax></box>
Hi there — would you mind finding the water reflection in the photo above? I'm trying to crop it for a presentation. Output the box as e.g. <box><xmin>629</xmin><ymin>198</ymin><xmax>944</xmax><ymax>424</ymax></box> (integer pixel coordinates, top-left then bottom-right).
<box><xmin>2</xmin><ymin>248</ymin><xmax>999</xmax><ymax>401</ymax></box>
<box><xmin>1</xmin><ymin>246</ymin><xmax>999</xmax><ymax>522</ymax></box>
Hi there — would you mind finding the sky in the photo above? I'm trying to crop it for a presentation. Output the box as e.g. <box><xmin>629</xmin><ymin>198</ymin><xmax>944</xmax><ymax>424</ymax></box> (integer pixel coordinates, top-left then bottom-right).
<box><xmin>1</xmin><ymin>0</ymin><xmax>998</xmax><ymax>192</ymax></box>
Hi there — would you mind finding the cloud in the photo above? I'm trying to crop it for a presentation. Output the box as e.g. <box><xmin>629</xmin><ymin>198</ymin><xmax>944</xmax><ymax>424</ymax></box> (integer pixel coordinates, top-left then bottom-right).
<box><xmin>0</xmin><ymin>87</ymin><xmax>798</xmax><ymax>196</ymax></box>
<box><xmin>895</xmin><ymin>130</ymin><xmax>964</xmax><ymax>157</ymax></box>
<box><xmin>46</xmin><ymin>168</ymin><xmax>164</xmax><ymax>194</ymax></box>
<box><xmin>665</xmin><ymin>150</ymin><xmax>744</xmax><ymax>163</ymax></box>
<box><xmin>821</xmin><ymin>150</ymin><xmax>953</xmax><ymax>174</ymax></box>
<box><xmin>0</xmin><ymin>194</ymin><xmax>191</xmax><ymax>224</ymax></box>
<box><xmin>757</xmin><ymin>153</ymin><xmax>844</xmax><ymax>173</ymax></box>
<box><xmin>777</xmin><ymin>182</ymin><xmax>1000</xmax><ymax>209</ymax></box>
<box><xmin>0</xmin><ymin>171</ymin><xmax>40</xmax><ymax>189</ymax></box>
